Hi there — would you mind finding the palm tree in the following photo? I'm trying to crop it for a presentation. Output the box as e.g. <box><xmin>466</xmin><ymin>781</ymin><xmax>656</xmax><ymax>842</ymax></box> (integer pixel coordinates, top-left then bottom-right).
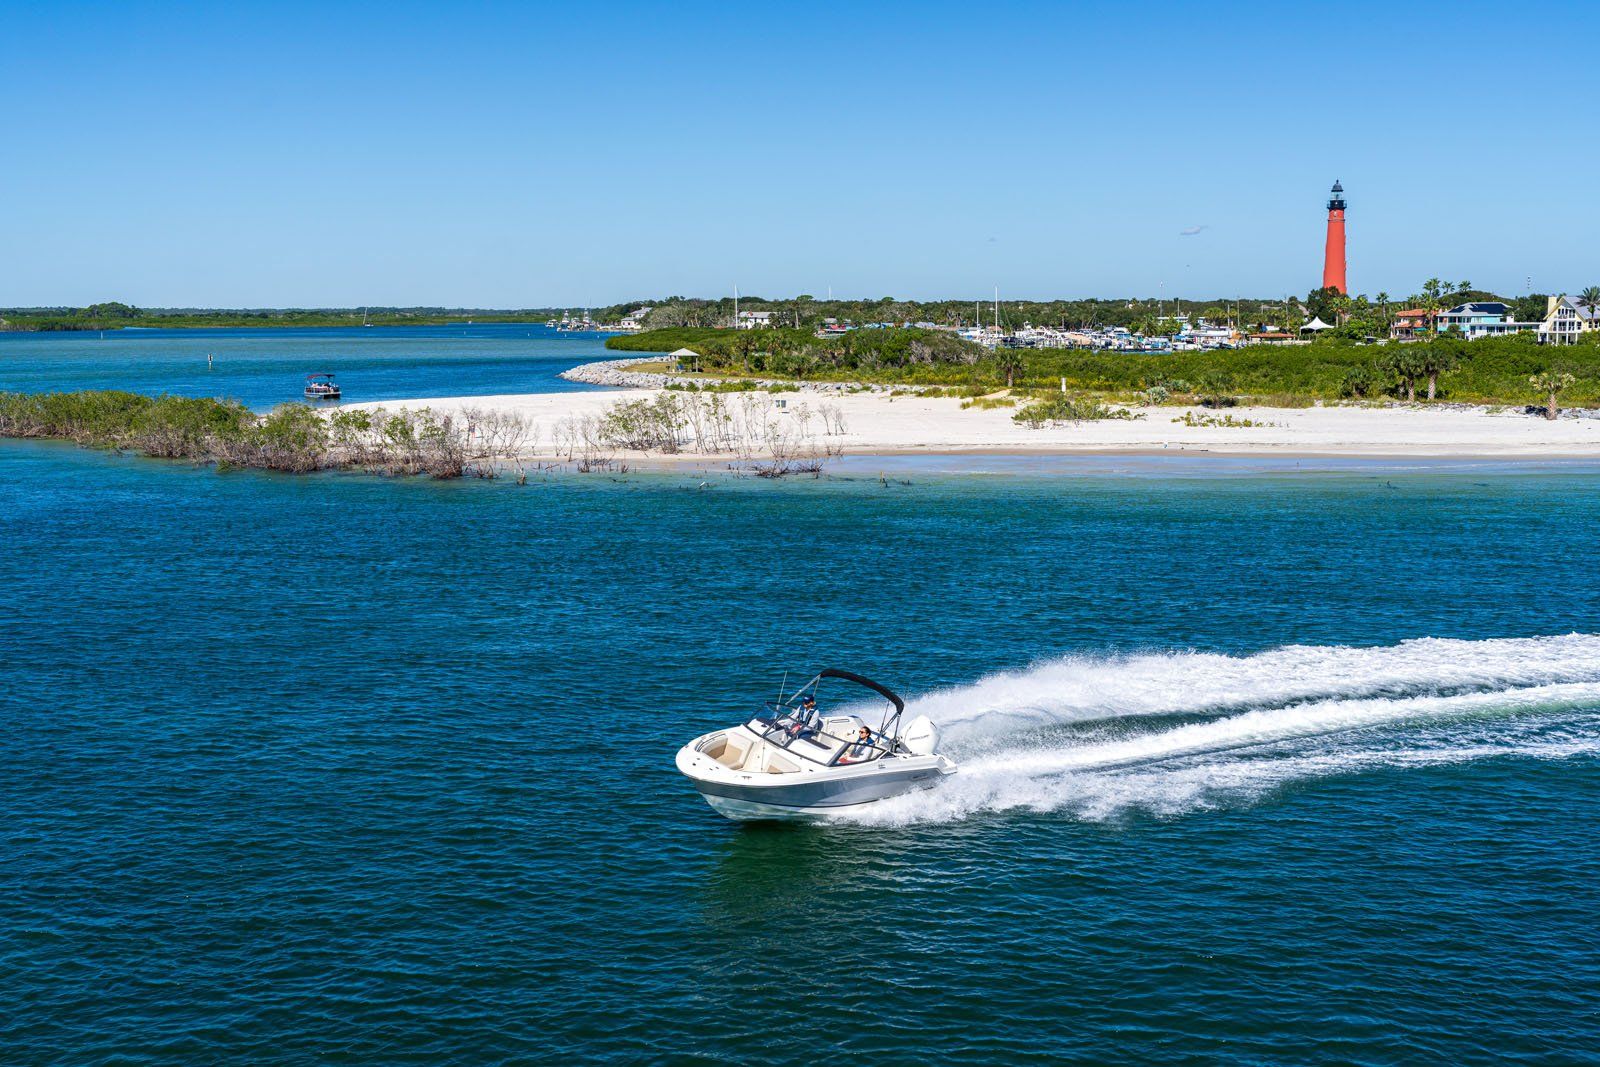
<box><xmin>1331</xmin><ymin>294</ymin><xmax>1352</xmax><ymax>326</ymax></box>
<box><xmin>1419</xmin><ymin>337</ymin><xmax>1464</xmax><ymax>400</ymax></box>
<box><xmin>1529</xmin><ymin>370</ymin><xmax>1576</xmax><ymax>420</ymax></box>
<box><xmin>996</xmin><ymin>348</ymin><xmax>1025</xmax><ymax>389</ymax></box>
<box><xmin>1580</xmin><ymin>286</ymin><xmax>1600</xmax><ymax>314</ymax></box>
<box><xmin>734</xmin><ymin>332</ymin><xmax>758</xmax><ymax>375</ymax></box>
<box><xmin>1380</xmin><ymin>347</ymin><xmax>1427</xmax><ymax>402</ymax></box>
<box><xmin>1375</xmin><ymin>292</ymin><xmax>1392</xmax><ymax>326</ymax></box>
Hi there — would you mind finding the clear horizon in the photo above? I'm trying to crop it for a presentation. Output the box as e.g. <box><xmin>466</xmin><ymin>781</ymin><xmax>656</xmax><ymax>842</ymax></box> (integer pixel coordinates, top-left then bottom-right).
<box><xmin>3</xmin><ymin>0</ymin><xmax>1596</xmax><ymax>308</ymax></box>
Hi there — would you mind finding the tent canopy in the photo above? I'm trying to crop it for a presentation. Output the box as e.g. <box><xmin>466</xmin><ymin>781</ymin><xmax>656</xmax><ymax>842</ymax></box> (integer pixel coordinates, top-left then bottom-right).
<box><xmin>1300</xmin><ymin>316</ymin><xmax>1333</xmax><ymax>331</ymax></box>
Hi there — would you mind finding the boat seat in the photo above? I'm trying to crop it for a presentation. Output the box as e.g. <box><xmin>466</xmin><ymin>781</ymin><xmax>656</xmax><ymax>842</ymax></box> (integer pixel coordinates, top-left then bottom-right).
<box><xmin>708</xmin><ymin>734</ymin><xmax>751</xmax><ymax>769</ymax></box>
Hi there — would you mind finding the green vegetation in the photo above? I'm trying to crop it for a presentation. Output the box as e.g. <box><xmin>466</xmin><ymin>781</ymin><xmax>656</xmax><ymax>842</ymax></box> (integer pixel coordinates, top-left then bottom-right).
<box><xmin>960</xmin><ymin>395</ymin><xmax>1017</xmax><ymax>410</ymax></box>
<box><xmin>1173</xmin><ymin>412</ymin><xmax>1274</xmax><ymax>428</ymax></box>
<box><xmin>608</xmin><ymin>326</ymin><xmax>985</xmax><ymax>381</ymax></box>
<box><xmin>0</xmin><ymin>391</ymin><xmax>534</xmax><ymax>478</ymax></box>
<box><xmin>1529</xmin><ymin>371</ymin><xmax>1576</xmax><ymax>420</ymax></box>
<box><xmin>595</xmin><ymin>276</ymin><xmax>1600</xmax><ymax>346</ymax></box>
<box><xmin>606</xmin><ymin>327</ymin><xmax>733</xmax><ymax>353</ymax></box>
<box><xmin>0</xmin><ymin>303</ymin><xmax>559</xmax><ymax>332</ymax></box>
<box><xmin>11</xmin><ymin>275</ymin><xmax>1593</xmax><ymax>339</ymax></box>
<box><xmin>596</xmin><ymin>295</ymin><xmax>1300</xmax><ymax>333</ymax></box>
<box><xmin>1012</xmin><ymin>396</ymin><xmax>1142</xmax><ymax>428</ymax></box>
<box><xmin>612</xmin><ymin>327</ymin><xmax>1600</xmax><ymax>408</ymax></box>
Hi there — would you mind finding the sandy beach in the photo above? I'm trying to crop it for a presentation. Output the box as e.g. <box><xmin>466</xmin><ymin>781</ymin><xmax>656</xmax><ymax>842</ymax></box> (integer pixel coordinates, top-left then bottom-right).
<box><xmin>348</xmin><ymin>386</ymin><xmax>1600</xmax><ymax>462</ymax></box>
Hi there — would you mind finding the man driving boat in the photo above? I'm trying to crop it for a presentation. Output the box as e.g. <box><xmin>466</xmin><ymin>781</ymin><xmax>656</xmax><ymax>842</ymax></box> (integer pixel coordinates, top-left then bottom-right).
<box><xmin>786</xmin><ymin>695</ymin><xmax>819</xmax><ymax>739</ymax></box>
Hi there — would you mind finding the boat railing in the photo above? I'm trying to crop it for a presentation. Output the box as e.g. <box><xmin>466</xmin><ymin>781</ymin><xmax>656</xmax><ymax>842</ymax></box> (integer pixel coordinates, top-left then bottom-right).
<box><xmin>750</xmin><ymin>713</ymin><xmax>896</xmax><ymax>766</ymax></box>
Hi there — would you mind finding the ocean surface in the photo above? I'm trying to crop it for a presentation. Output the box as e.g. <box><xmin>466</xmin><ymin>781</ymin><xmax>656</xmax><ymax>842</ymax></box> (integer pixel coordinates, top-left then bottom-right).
<box><xmin>4</xmin><ymin>436</ymin><xmax>1600</xmax><ymax>1060</ymax></box>
<box><xmin>0</xmin><ymin>323</ymin><xmax>614</xmax><ymax>409</ymax></box>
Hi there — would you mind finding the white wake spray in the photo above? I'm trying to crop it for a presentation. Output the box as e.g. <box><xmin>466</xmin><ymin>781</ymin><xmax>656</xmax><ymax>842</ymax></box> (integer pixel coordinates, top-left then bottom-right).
<box><xmin>907</xmin><ymin>634</ymin><xmax>1600</xmax><ymax>743</ymax></box>
<box><xmin>842</xmin><ymin>635</ymin><xmax>1600</xmax><ymax>826</ymax></box>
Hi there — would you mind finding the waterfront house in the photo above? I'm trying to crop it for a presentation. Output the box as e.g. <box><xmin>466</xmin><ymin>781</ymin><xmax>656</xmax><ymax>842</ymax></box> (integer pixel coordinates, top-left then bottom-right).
<box><xmin>1538</xmin><ymin>295</ymin><xmax>1598</xmax><ymax>345</ymax></box>
<box><xmin>1435</xmin><ymin>302</ymin><xmax>1539</xmax><ymax>339</ymax></box>
<box><xmin>736</xmin><ymin>310</ymin><xmax>774</xmax><ymax>329</ymax></box>
<box><xmin>1389</xmin><ymin>308</ymin><xmax>1436</xmax><ymax>341</ymax></box>
<box><xmin>619</xmin><ymin>306</ymin><xmax>653</xmax><ymax>330</ymax></box>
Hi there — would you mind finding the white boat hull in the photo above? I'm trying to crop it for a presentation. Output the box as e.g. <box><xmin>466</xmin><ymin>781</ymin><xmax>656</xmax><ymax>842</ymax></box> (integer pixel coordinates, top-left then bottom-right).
<box><xmin>697</xmin><ymin>783</ymin><xmax>941</xmax><ymax>822</ymax></box>
<box><xmin>676</xmin><ymin>727</ymin><xmax>956</xmax><ymax>822</ymax></box>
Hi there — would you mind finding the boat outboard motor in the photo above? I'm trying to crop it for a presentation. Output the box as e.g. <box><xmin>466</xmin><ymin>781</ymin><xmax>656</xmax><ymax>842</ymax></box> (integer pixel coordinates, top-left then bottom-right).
<box><xmin>898</xmin><ymin>715</ymin><xmax>940</xmax><ymax>756</ymax></box>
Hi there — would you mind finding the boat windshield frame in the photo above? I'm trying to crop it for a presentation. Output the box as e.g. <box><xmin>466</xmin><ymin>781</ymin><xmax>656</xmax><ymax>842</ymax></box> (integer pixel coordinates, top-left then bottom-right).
<box><xmin>745</xmin><ymin>669</ymin><xmax>908</xmax><ymax>767</ymax></box>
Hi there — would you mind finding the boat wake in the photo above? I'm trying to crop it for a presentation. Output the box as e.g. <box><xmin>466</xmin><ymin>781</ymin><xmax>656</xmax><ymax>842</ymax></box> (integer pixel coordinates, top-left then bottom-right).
<box><xmin>844</xmin><ymin>635</ymin><xmax>1600</xmax><ymax>825</ymax></box>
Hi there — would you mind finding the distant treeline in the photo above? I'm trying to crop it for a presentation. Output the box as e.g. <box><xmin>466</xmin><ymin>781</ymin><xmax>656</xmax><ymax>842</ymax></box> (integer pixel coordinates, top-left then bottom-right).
<box><xmin>611</xmin><ymin>328</ymin><xmax>1600</xmax><ymax>406</ymax></box>
<box><xmin>590</xmin><ymin>283</ymin><xmax>1565</xmax><ymax>336</ymax></box>
<box><xmin>608</xmin><ymin>326</ymin><xmax>987</xmax><ymax>375</ymax></box>
<box><xmin>594</xmin><ymin>295</ymin><xmax>1300</xmax><ymax>333</ymax></box>
<box><xmin>0</xmin><ymin>302</ymin><xmax>560</xmax><ymax>332</ymax></box>
<box><xmin>8</xmin><ymin>281</ymin><xmax>1577</xmax><ymax>336</ymax></box>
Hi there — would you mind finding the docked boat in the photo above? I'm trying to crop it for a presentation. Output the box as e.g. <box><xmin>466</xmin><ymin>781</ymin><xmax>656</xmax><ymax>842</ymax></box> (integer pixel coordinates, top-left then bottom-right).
<box><xmin>303</xmin><ymin>372</ymin><xmax>341</xmax><ymax>400</ymax></box>
<box><xmin>675</xmin><ymin>668</ymin><xmax>956</xmax><ymax>821</ymax></box>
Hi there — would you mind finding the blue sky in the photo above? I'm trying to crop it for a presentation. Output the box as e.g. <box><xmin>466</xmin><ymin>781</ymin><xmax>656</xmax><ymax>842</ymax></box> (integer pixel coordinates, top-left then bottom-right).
<box><xmin>3</xmin><ymin>0</ymin><xmax>1595</xmax><ymax>307</ymax></box>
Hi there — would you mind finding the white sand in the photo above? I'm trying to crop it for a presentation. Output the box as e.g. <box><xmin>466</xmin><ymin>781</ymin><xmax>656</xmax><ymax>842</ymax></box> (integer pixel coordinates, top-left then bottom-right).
<box><xmin>347</xmin><ymin>389</ymin><xmax>1600</xmax><ymax>461</ymax></box>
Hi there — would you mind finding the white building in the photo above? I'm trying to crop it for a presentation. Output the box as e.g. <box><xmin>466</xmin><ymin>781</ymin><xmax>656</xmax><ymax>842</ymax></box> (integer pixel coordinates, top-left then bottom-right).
<box><xmin>1434</xmin><ymin>301</ymin><xmax>1539</xmax><ymax>340</ymax></box>
<box><xmin>736</xmin><ymin>310</ymin><xmax>774</xmax><ymax>329</ymax></box>
<box><xmin>618</xmin><ymin>306</ymin><xmax>653</xmax><ymax>330</ymax></box>
<box><xmin>1539</xmin><ymin>295</ymin><xmax>1598</xmax><ymax>345</ymax></box>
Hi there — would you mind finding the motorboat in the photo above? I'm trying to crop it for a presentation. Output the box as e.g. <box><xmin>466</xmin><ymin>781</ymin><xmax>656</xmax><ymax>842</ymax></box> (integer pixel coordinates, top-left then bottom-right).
<box><xmin>303</xmin><ymin>372</ymin><xmax>341</xmax><ymax>400</ymax></box>
<box><xmin>675</xmin><ymin>668</ymin><xmax>956</xmax><ymax>821</ymax></box>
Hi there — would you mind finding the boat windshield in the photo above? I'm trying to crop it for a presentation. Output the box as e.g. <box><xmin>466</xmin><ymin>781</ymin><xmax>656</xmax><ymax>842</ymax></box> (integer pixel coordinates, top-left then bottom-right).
<box><xmin>748</xmin><ymin>706</ymin><xmax>894</xmax><ymax>767</ymax></box>
<box><xmin>746</xmin><ymin>669</ymin><xmax>907</xmax><ymax>766</ymax></box>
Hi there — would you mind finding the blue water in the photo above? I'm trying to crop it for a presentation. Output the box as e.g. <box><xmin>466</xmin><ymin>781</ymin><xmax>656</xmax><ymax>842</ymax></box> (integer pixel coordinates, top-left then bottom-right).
<box><xmin>4</xmin><ymin>440</ymin><xmax>1600</xmax><ymax>1062</ymax></box>
<box><xmin>0</xmin><ymin>324</ymin><xmax>614</xmax><ymax>409</ymax></box>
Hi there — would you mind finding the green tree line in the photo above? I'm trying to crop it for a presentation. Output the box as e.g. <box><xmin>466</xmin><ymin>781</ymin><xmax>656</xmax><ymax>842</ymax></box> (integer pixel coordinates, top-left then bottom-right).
<box><xmin>611</xmin><ymin>328</ymin><xmax>1600</xmax><ymax>406</ymax></box>
<box><xmin>0</xmin><ymin>304</ymin><xmax>562</xmax><ymax>332</ymax></box>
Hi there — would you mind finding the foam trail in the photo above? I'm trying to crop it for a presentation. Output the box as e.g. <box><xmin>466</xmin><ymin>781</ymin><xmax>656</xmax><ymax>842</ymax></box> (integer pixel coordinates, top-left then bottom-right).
<box><xmin>866</xmin><ymin>731</ymin><xmax>1600</xmax><ymax>826</ymax></box>
<box><xmin>907</xmin><ymin>634</ymin><xmax>1600</xmax><ymax>745</ymax></box>
<box><xmin>962</xmin><ymin>681</ymin><xmax>1600</xmax><ymax>778</ymax></box>
<box><xmin>843</xmin><ymin>655</ymin><xmax>1600</xmax><ymax>825</ymax></box>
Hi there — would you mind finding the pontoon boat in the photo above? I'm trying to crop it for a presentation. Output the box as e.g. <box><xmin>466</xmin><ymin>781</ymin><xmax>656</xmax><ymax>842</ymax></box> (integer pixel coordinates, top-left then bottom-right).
<box><xmin>303</xmin><ymin>372</ymin><xmax>341</xmax><ymax>400</ymax></box>
<box><xmin>676</xmin><ymin>669</ymin><xmax>956</xmax><ymax>821</ymax></box>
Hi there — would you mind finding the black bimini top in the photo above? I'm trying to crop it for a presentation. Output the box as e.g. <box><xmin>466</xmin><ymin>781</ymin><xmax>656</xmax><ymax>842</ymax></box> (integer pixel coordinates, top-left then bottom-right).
<box><xmin>817</xmin><ymin>668</ymin><xmax>904</xmax><ymax>714</ymax></box>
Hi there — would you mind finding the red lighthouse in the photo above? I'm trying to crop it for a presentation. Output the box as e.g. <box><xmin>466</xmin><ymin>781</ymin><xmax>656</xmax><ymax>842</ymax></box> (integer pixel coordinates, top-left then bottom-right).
<box><xmin>1322</xmin><ymin>180</ymin><xmax>1347</xmax><ymax>294</ymax></box>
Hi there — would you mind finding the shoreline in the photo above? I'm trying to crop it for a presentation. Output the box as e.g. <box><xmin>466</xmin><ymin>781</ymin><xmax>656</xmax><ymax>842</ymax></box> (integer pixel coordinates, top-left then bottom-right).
<box><xmin>348</xmin><ymin>364</ymin><xmax>1600</xmax><ymax>465</ymax></box>
<box><xmin>610</xmin><ymin>445</ymin><xmax>1600</xmax><ymax>464</ymax></box>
